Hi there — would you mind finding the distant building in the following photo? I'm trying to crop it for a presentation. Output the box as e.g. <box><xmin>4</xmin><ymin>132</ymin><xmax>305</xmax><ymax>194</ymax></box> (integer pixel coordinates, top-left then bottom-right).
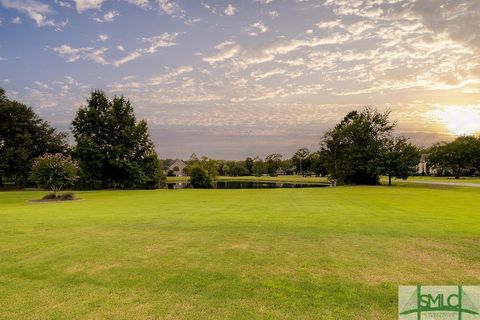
<box><xmin>417</xmin><ymin>154</ymin><xmax>436</xmax><ymax>175</ymax></box>
<box><xmin>168</xmin><ymin>159</ymin><xmax>188</xmax><ymax>176</ymax></box>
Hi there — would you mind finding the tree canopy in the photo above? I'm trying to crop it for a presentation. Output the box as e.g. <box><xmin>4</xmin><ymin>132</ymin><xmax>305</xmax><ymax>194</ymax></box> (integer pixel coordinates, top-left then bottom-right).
<box><xmin>0</xmin><ymin>88</ymin><xmax>67</xmax><ymax>186</ymax></box>
<box><xmin>320</xmin><ymin>107</ymin><xmax>418</xmax><ymax>185</ymax></box>
<box><xmin>71</xmin><ymin>90</ymin><xmax>163</xmax><ymax>189</ymax></box>
<box><xmin>265</xmin><ymin>153</ymin><xmax>283</xmax><ymax>176</ymax></box>
<box><xmin>428</xmin><ymin>136</ymin><xmax>480</xmax><ymax>179</ymax></box>
<box><xmin>381</xmin><ymin>137</ymin><xmax>420</xmax><ymax>185</ymax></box>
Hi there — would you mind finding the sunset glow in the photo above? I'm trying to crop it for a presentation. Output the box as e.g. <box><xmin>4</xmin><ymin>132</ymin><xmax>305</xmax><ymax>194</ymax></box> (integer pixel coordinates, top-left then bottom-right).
<box><xmin>1</xmin><ymin>0</ymin><xmax>479</xmax><ymax>158</ymax></box>
<box><xmin>429</xmin><ymin>106</ymin><xmax>480</xmax><ymax>136</ymax></box>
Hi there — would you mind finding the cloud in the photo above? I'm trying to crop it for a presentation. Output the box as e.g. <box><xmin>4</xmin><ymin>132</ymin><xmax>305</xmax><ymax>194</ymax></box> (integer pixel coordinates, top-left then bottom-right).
<box><xmin>410</xmin><ymin>0</ymin><xmax>480</xmax><ymax>51</ymax></box>
<box><xmin>53</xmin><ymin>44</ymin><xmax>108</xmax><ymax>64</ymax></box>
<box><xmin>0</xmin><ymin>0</ymin><xmax>68</xmax><ymax>28</ymax></box>
<box><xmin>11</xmin><ymin>17</ymin><xmax>22</xmax><ymax>24</ymax></box>
<box><xmin>267</xmin><ymin>11</ymin><xmax>278</xmax><ymax>18</ymax></box>
<box><xmin>317</xmin><ymin>19</ymin><xmax>343</xmax><ymax>29</ymax></box>
<box><xmin>200</xmin><ymin>2</ymin><xmax>217</xmax><ymax>14</ymax></box>
<box><xmin>202</xmin><ymin>40</ymin><xmax>240</xmax><ymax>64</ymax></box>
<box><xmin>158</xmin><ymin>0</ymin><xmax>184</xmax><ymax>18</ymax></box>
<box><xmin>236</xmin><ymin>33</ymin><xmax>351</xmax><ymax>68</ymax></box>
<box><xmin>184</xmin><ymin>17</ymin><xmax>200</xmax><ymax>25</ymax></box>
<box><xmin>250</xmin><ymin>68</ymin><xmax>285</xmax><ymax>80</ymax></box>
<box><xmin>113</xmin><ymin>32</ymin><xmax>179</xmax><ymax>66</ymax></box>
<box><xmin>246</xmin><ymin>21</ymin><xmax>268</xmax><ymax>36</ymax></box>
<box><xmin>93</xmin><ymin>10</ymin><xmax>119</xmax><ymax>23</ymax></box>
<box><xmin>224</xmin><ymin>4</ymin><xmax>236</xmax><ymax>16</ymax></box>
<box><xmin>141</xmin><ymin>32</ymin><xmax>178</xmax><ymax>53</ymax></box>
<box><xmin>127</xmin><ymin>0</ymin><xmax>150</xmax><ymax>8</ymax></box>
<box><xmin>117</xmin><ymin>45</ymin><xmax>125</xmax><ymax>51</ymax></box>
<box><xmin>97</xmin><ymin>34</ymin><xmax>108</xmax><ymax>42</ymax></box>
<box><xmin>112</xmin><ymin>51</ymin><xmax>142</xmax><ymax>67</ymax></box>
<box><xmin>146</xmin><ymin>66</ymin><xmax>193</xmax><ymax>86</ymax></box>
<box><xmin>201</xmin><ymin>2</ymin><xmax>237</xmax><ymax>16</ymax></box>
<box><xmin>54</xmin><ymin>0</ymin><xmax>72</xmax><ymax>8</ymax></box>
<box><xmin>74</xmin><ymin>0</ymin><xmax>103</xmax><ymax>13</ymax></box>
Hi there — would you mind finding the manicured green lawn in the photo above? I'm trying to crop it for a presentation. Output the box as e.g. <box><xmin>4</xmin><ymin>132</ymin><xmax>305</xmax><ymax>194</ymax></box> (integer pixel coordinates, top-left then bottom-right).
<box><xmin>1</xmin><ymin>185</ymin><xmax>479</xmax><ymax>319</ymax></box>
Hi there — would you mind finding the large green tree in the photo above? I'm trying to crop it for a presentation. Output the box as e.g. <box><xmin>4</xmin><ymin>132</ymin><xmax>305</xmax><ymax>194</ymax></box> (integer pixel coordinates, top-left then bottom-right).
<box><xmin>428</xmin><ymin>136</ymin><xmax>480</xmax><ymax>179</ymax></box>
<box><xmin>265</xmin><ymin>153</ymin><xmax>283</xmax><ymax>176</ymax></box>
<box><xmin>381</xmin><ymin>137</ymin><xmax>420</xmax><ymax>186</ymax></box>
<box><xmin>0</xmin><ymin>88</ymin><xmax>67</xmax><ymax>186</ymax></box>
<box><xmin>291</xmin><ymin>148</ymin><xmax>310</xmax><ymax>175</ymax></box>
<box><xmin>307</xmin><ymin>151</ymin><xmax>328</xmax><ymax>177</ymax></box>
<box><xmin>320</xmin><ymin>108</ymin><xmax>395</xmax><ymax>185</ymax></box>
<box><xmin>71</xmin><ymin>90</ymin><xmax>163</xmax><ymax>189</ymax></box>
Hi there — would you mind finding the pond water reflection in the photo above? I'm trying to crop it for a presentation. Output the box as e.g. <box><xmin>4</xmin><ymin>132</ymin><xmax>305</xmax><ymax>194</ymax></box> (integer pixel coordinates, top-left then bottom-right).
<box><xmin>166</xmin><ymin>181</ymin><xmax>330</xmax><ymax>189</ymax></box>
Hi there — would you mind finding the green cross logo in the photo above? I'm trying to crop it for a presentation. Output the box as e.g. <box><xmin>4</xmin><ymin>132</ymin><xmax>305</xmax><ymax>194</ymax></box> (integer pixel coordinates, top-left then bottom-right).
<box><xmin>399</xmin><ymin>286</ymin><xmax>480</xmax><ymax>320</ymax></box>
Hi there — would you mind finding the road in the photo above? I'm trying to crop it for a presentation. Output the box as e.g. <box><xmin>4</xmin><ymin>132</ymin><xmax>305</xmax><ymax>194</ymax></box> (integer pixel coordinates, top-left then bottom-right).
<box><xmin>401</xmin><ymin>180</ymin><xmax>480</xmax><ymax>188</ymax></box>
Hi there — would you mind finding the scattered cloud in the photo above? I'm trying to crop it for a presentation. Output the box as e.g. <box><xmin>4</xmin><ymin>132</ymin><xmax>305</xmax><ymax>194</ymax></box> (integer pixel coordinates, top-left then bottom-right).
<box><xmin>97</xmin><ymin>34</ymin><xmax>108</xmax><ymax>42</ymax></box>
<box><xmin>93</xmin><ymin>10</ymin><xmax>119</xmax><ymax>23</ymax></box>
<box><xmin>250</xmin><ymin>68</ymin><xmax>285</xmax><ymax>80</ymax></box>
<box><xmin>53</xmin><ymin>44</ymin><xmax>108</xmax><ymax>64</ymax></box>
<box><xmin>54</xmin><ymin>0</ymin><xmax>72</xmax><ymax>8</ymax></box>
<box><xmin>184</xmin><ymin>17</ymin><xmax>200</xmax><ymax>25</ymax></box>
<box><xmin>146</xmin><ymin>66</ymin><xmax>193</xmax><ymax>86</ymax></box>
<box><xmin>126</xmin><ymin>0</ymin><xmax>150</xmax><ymax>9</ymax></box>
<box><xmin>4</xmin><ymin>0</ymin><xmax>480</xmax><ymax>157</ymax></box>
<box><xmin>202</xmin><ymin>40</ymin><xmax>239</xmax><ymax>64</ymax></box>
<box><xmin>246</xmin><ymin>21</ymin><xmax>268</xmax><ymax>36</ymax></box>
<box><xmin>224</xmin><ymin>4</ymin><xmax>236</xmax><ymax>16</ymax></box>
<box><xmin>11</xmin><ymin>17</ymin><xmax>22</xmax><ymax>24</ymax></box>
<box><xmin>113</xmin><ymin>32</ymin><xmax>179</xmax><ymax>66</ymax></box>
<box><xmin>158</xmin><ymin>0</ymin><xmax>185</xmax><ymax>18</ymax></box>
<box><xmin>0</xmin><ymin>0</ymin><xmax>68</xmax><ymax>29</ymax></box>
<box><xmin>74</xmin><ymin>0</ymin><xmax>103</xmax><ymax>13</ymax></box>
<box><xmin>267</xmin><ymin>11</ymin><xmax>278</xmax><ymax>18</ymax></box>
<box><xmin>201</xmin><ymin>2</ymin><xmax>237</xmax><ymax>16</ymax></box>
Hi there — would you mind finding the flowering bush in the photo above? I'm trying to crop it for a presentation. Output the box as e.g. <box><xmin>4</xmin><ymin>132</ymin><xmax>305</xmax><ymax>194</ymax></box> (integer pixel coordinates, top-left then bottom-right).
<box><xmin>30</xmin><ymin>154</ymin><xmax>78</xmax><ymax>196</ymax></box>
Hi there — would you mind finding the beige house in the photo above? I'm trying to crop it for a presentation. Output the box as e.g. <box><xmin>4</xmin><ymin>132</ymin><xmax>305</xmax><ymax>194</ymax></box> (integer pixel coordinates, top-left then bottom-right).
<box><xmin>168</xmin><ymin>159</ymin><xmax>188</xmax><ymax>176</ymax></box>
<box><xmin>417</xmin><ymin>154</ymin><xmax>437</xmax><ymax>175</ymax></box>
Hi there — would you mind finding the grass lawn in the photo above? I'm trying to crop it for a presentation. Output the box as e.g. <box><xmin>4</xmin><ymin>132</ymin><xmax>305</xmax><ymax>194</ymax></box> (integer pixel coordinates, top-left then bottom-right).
<box><xmin>1</xmin><ymin>185</ymin><xmax>479</xmax><ymax>319</ymax></box>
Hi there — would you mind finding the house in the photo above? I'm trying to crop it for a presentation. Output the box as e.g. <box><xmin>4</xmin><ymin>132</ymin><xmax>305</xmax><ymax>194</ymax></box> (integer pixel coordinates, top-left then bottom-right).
<box><xmin>168</xmin><ymin>159</ymin><xmax>188</xmax><ymax>176</ymax></box>
<box><xmin>417</xmin><ymin>154</ymin><xmax>436</xmax><ymax>175</ymax></box>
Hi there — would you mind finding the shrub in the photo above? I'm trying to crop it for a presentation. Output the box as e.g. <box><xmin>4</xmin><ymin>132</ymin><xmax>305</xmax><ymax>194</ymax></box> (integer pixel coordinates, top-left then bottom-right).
<box><xmin>42</xmin><ymin>193</ymin><xmax>58</xmax><ymax>200</ymax></box>
<box><xmin>60</xmin><ymin>192</ymin><xmax>76</xmax><ymax>200</ymax></box>
<box><xmin>189</xmin><ymin>165</ymin><xmax>214</xmax><ymax>188</ymax></box>
<box><xmin>30</xmin><ymin>154</ymin><xmax>78</xmax><ymax>196</ymax></box>
<box><xmin>41</xmin><ymin>191</ymin><xmax>76</xmax><ymax>201</ymax></box>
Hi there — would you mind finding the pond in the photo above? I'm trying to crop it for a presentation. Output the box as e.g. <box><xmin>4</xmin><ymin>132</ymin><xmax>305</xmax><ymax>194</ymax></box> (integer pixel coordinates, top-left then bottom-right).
<box><xmin>166</xmin><ymin>181</ymin><xmax>330</xmax><ymax>189</ymax></box>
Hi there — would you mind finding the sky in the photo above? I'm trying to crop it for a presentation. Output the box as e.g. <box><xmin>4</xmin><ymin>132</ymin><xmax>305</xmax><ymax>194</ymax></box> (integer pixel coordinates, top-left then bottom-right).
<box><xmin>1</xmin><ymin>0</ymin><xmax>479</xmax><ymax>159</ymax></box>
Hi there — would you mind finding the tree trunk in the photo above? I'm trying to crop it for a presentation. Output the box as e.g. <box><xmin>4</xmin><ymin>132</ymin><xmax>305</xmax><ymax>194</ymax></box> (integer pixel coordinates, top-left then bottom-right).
<box><xmin>455</xmin><ymin>167</ymin><xmax>461</xmax><ymax>179</ymax></box>
<box><xmin>388</xmin><ymin>175</ymin><xmax>392</xmax><ymax>186</ymax></box>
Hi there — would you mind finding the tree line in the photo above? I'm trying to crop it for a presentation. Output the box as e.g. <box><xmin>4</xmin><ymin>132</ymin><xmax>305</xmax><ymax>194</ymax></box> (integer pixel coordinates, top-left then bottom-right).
<box><xmin>179</xmin><ymin>108</ymin><xmax>421</xmax><ymax>186</ymax></box>
<box><xmin>1</xmin><ymin>89</ymin><xmax>163</xmax><ymax>192</ymax></box>
<box><xmin>1</xmin><ymin>87</ymin><xmax>479</xmax><ymax>191</ymax></box>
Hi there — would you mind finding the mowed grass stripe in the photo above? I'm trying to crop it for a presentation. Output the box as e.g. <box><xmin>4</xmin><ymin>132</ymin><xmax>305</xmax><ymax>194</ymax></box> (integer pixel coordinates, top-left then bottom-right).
<box><xmin>0</xmin><ymin>186</ymin><xmax>479</xmax><ymax>319</ymax></box>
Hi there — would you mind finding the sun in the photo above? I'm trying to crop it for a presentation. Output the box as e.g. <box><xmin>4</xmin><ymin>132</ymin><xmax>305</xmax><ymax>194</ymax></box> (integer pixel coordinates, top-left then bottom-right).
<box><xmin>428</xmin><ymin>105</ymin><xmax>480</xmax><ymax>136</ymax></box>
